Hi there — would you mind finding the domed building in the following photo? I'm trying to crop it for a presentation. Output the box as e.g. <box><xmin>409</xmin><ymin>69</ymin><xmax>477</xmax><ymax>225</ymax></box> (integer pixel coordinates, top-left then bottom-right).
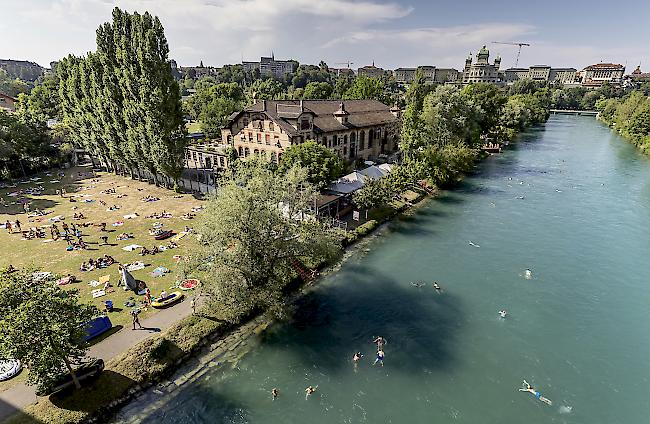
<box><xmin>462</xmin><ymin>46</ymin><xmax>502</xmax><ymax>84</ymax></box>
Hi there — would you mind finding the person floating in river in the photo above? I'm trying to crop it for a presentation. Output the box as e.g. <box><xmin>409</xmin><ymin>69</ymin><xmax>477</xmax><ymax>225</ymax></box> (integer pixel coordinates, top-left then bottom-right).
<box><xmin>411</xmin><ymin>282</ymin><xmax>425</xmax><ymax>288</ymax></box>
<box><xmin>519</xmin><ymin>380</ymin><xmax>552</xmax><ymax>405</ymax></box>
<box><xmin>372</xmin><ymin>336</ymin><xmax>387</xmax><ymax>350</ymax></box>
<box><xmin>373</xmin><ymin>349</ymin><xmax>385</xmax><ymax>366</ymax></box>
<box><xmin>271</xmin><ymin>388</ymin><xmax>279</xmax><ymax>400</ymax></box>
<box><xmin>353</xmin><ymin>352</ymin><xmax>363</xmax><ymax>363</ymax></box>
<box><xmin>305</xmin><ymin>386</ymin><xmax>317</xmax><ymax>399</ymax></box>
<box><xmin>433</xmin><ymin>282</ymin><xmax>442</xmax><ymax>291</ymax></box>
<box><xmin>499</xmin><ymin>310</ymin><xmax>507</xmax><ymax>318</ymax></box>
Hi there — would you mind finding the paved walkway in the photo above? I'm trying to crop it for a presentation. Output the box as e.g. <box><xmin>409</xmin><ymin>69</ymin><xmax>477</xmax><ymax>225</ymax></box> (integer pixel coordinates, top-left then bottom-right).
<box><xmin>0</xmin><ymin>299</ymin><xmax>193</xmax><ymax>422</ymax></box>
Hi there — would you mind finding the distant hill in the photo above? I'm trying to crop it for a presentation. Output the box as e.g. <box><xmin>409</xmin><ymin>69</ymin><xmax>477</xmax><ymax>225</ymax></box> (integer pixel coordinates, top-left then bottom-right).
<box><xmin>0</xmin><ymin>59</ymin><xmax>45</xmax><ymax>82</ymax></box>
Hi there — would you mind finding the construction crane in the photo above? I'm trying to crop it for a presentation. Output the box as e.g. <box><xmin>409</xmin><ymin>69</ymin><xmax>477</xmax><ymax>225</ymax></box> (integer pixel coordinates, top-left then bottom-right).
<box><xmin>491</xmin><ymin>41</ymin><xmax>531</xmax><ymax>67</ymax></box>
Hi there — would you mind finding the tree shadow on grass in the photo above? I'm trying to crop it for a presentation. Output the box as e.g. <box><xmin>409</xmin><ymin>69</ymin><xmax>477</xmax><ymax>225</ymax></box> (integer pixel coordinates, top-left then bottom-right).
<box><xmin>48</xmin><ymin>370</ymin><xmax>136</xmax><ymax>413</ymax></box>
<box><xmin>262</xmin><ymin>264</ymin><xmax>464</xmax><ymax>377</ymax></box>
<box><xmin>0</xmin><ymin>398</ymin><xmax>44</xmax><ymax>424</ymax></box>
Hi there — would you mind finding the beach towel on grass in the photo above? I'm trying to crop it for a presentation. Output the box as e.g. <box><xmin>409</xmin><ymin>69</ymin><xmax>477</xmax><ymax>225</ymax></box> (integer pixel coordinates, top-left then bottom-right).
<box><xmin>149</xmin><ymin>266</ymin><xmax>169</xmax><ymax>277</ymax></box>
<box><xmin>125</xmin><ymin>261</ymin><xmax>146</xmax><ymax>272</ymax></box>
<box><xmin>91</xmin><ymin>289</ymin><xmax>106</xmax><ymax>298</ymax></box>
<box><xmin>123</xmin><ymin>213</ymin><xmax>138</xmax><ymax>219</ymax></box>
<box><xmin>122</xmin><ymin>244</ymin><xmax>142</xmax><ymax>252</ymax></box>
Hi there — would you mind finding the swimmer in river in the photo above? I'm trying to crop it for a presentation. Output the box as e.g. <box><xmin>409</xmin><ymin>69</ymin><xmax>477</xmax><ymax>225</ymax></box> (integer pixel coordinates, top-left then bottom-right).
<box><xmin>373</xmin><ymin>349</ymin><xmax>385</xmax><ymax>366</ymax></box>
<box><xmin>433</xmin><ymin>282</ymin><xmax>442</xmax><ymax>291</ymax></box>
<box><xmin>353</xmin><ymin>352</ymin><xmax>363</xmax><ymax>363</ymax></box>
<box><xmin>519</xmin><ymin>380</ymin><xmax>552</xmax><ymax>405</ymax></box>
<box><xmin>499</xmin><ymin>310</ymin><xmax>507</xmax><ymax>318</ymax></box>
<box><xmin>305</xmin><ymin>385</ymin><xmax>317</xmax><ymax>399</ymax></box>
<box><xmin>372</xmin><ymin>336</ymin><xmax>387</xmax><ymax>350</ymax></box>
<box><xmin>411</xmin><ymin>282</ymin><xmax>425</xmax><ymax>288</ymax></box>
<box><xmin>272</xmin><ymin>388</ymin><xmax>279</xmax><ymax>400</ymax></box>
<box><xmin>468</xmin><ymin>241</ymin><xmax>480</xmax><ymax>248</ymax></box>
<box><xmin>524</xmin><ymin>269</ymin><xmax>533</xmax><ymax>279</ymax></box>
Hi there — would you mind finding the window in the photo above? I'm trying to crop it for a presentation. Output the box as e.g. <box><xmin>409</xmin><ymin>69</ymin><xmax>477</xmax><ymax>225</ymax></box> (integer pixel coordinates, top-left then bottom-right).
<box><xmin>227</xmin><ymin>135</ymin><xmax>233</xmax><ymax>143</ymax></box>
<box><xmin>265</xmin><ymin>134</ymin><xmax>270</xmax><ymax>145</ymax></box>
<box><xmin>343</xmin><ymin>146</ymin><xmax>347</xmax><ymax>156</ymax></box>
<box><xmin>343</xmin><ymin>135</ymin><xmax>348</xmax><ymax>145</ymax></box>
<box><xmin>238</xmin><ymin>146</ymin><xmax>243</xmax><ymax>156</ymax></box>
<box><xmin>368</xmin><ymin>129</ymin><xmax>374</xmax><ymax>147</ymax></box>
<box><xmin>271</xmin><ymin>152</ymin><xmax>277</xmax><ymax>163</ymax></box>
<box><xmin>248</xmin><ymin>131</ymin><xmax>253</xmax><ymax>142</ymax></box>
<box><xmin>257</xmin><ymin>133</ymin><xmax>262</xmax><ymax>143</ymax></box>
<box><xmin>243</xmin><ymin>118</ymin><xmax>249</xmax><ymax>127</ymax></box>
<box><xmin>300</xmin><ymin>118</ymin><xmax>310</xmax><ymax>130</ymax></box>
<box><xmin>192</xmin><ymin>152</ymin><xmax>197</xmax><ymax>161</ymax></box>
<box><xmin>219</xmin><ymin>157</ymin><xmax>225</xmax><ymax>167</ymax></box>
<box><xmin>269</xmin><ymin>122</ymin><xmax>274</xmax><ymax>131</ymax></box>
<box><xmin>244</xmin><ymin>147</ymin><xmax>250</xmax><ymax>157</ymax></box>
<box><xmin>351</xmin><ymin>133</ymin><xmax>356</xmax><ymax>143</ymax></box>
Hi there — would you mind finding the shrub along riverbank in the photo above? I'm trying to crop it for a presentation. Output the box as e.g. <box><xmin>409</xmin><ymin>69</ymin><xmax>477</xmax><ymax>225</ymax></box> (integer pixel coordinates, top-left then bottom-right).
<box><xmin>597</xmin><ymin>90</ymin><xmax>650</xmax><ymax>154</ymax></box>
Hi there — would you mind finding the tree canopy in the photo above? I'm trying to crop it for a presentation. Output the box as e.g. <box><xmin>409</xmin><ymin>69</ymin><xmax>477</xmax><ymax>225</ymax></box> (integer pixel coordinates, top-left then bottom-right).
<box><xmin>277</xmin><ymin>141</ymin><xmax>345</xmax><ymax>188</ymax></box>
<box><xmin>188</xmin><ymin>160</ymin><xmax>341</xmax><ymax>322</ymax></box>
<box><xmin>0</xmin><ymin>269</ymin><xmax>97</xmax><ymax>391</ymax></box>
<box><xmin>57</xmin><ymin>8</ymin><xmax>186</xmax><ymax>183</ymax></box>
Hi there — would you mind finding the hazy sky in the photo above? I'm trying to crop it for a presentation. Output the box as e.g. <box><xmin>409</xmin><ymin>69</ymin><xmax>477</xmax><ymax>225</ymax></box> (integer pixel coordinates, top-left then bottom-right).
<box><xmin>1</xmin><ymin>0</ymin><xmax>649</xmax><ymax>71</ymax></box>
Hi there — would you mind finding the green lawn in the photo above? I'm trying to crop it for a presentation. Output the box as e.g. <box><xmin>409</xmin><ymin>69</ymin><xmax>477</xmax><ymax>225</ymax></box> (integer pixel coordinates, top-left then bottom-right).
<box><xmin>185</xmin><ymin>121</ymin><xmax>202</xmax><ymax>134</ymax></box>
<box><xmin>0</xmin><ymin>167</ymin><xmax>204</xmax><ymax>368</ymax></box>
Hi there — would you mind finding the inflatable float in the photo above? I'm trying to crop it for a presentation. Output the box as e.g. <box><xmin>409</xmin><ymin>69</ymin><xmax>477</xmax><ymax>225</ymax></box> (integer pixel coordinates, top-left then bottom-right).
<box><xmin>0</xmin><ymin>359</ymin><xmax>22</xmax><ymax>381</ymax></box>
<box><xmin>151</xmin><ymin>291</ymin><xmax>184</xmax><ymax>308</ymax></box>
<box><xmin>179</xmin><ymin>279</ymin><xmax>199</xmax><ymax>290</ymax></box>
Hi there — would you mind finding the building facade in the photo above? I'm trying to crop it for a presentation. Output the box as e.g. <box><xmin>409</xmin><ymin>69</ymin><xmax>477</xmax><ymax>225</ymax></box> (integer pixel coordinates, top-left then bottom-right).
<box><xmin>394</xmin><ymin>66</ymin><xmax>459</xmax><ymax>84</ymax></box>
<box><xmin>462</xmin><ymin>46</ymin><xmax>502</xmax><ymax>84</ymax></box>
<box><xmin>221</xmin><ymin>100</ymin><xmax>400</xmax><ymax>164</ymax></box>
<box><xmin>0</xmin><ymin>93</ymin><xmax>16</xmax><ymax>112</ymax></box>
<box><xmin>185</xmin><ymin>142</ymin><xmax>230</xmax><ymax>171</ymax></box>
<box><xmin>503</xmin><ymin>66</ymin><xmax>577</xmax><ymax>86</ymax></box>
<box><xmin>242</xmin><ymin>55</ymin><xmax>295</xmax><ymax>78</ymax></box>
<box><xmin>579</xmin><ymin>63</ymin><xmax>625</xmax><ymax>87</ymax></box>
<box><xmin>357</xmin><ymin>64</ymin><xmax>386</xmax><ymax>79</ymax></box>
<box><xmin>629</xmin><ymin>65</ymin><xmax>650</xmax><ymax>83</ymax></box>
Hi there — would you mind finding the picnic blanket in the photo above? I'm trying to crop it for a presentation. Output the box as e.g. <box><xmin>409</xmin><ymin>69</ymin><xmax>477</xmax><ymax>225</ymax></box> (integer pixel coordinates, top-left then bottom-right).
<box><xmin>48</xmin><ymin>215</ymin><xmax>64</xmax><ymax>222</ymax></box>
<box><xmin>91</xmin><ymin>289</ymin><xmax>106</xmax><ymax>298</ymax></box>
<box><xmin>112</xmin><ymin>221</ymin><xmax>124</xmax><ymax>227</ymax></box>
<box><xmin>149</xmin><ymin>266</ymin><xmax>169</xmax><ymax>278</ymax></box>
<box><xmin>123</xmin><ymin>213</ymin><xmax>138</xmax><ymax>219</ymax></box>
<box><xmin>57</xmin><ymin>276</ymin><xmax>74</xmax><ymax>285</ymax></box>
<box><xmin>125</xmin><ymin>261</ymin><xmax>146</xmax><ymax>272</ymax></box>
<box><xmin>99</xmin><ymin>275</ymin><xmax>110</xmax><ymax>284</ymax></box>
<box><xmin>122</xmin><ymin>244</ymin><xmax>142</xmax><ymax>252</ymax></box>
<box><xmin>88</xmin><ymin>280</ymin><xmax>101</xmax><ymax>287</ymax></box>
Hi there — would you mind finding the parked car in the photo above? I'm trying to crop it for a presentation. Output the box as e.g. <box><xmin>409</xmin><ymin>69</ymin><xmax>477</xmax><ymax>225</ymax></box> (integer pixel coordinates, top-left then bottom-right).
<box><xmin>36</xmin><ymin>358</ymin><xmax>104</xmax><ymax>397</ymax></box>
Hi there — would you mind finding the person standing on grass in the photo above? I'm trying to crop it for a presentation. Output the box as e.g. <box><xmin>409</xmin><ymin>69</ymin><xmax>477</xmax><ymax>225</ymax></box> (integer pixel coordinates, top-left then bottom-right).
<box><xmin>14</xmin><ymin>220</ymin><xmax>21</xmax><ymax>233</ymax></box>
<box><xmin>131</xmin><ymin>309</ymin><xmax>143</xmax><ymax>330</ymax></box>
<box><xmin>5</xmin><ymin>220</ymin><xmax>11</xmax><ymax>234</ymax></box>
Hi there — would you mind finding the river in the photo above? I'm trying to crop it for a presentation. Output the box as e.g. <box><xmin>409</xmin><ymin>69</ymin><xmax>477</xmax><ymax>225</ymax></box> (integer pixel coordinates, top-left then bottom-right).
<box><xmin>114</xmin><ymin>115</ymin><xmax>650</xmax><ymax>424</ymax></box>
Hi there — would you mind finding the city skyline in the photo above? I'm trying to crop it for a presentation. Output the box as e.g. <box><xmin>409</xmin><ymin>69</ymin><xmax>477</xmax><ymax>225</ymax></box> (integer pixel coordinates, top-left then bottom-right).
<box><xmin>1</xmin><ymin>0</ymin><xmax>649</xmax><ymax>71</ymax></box>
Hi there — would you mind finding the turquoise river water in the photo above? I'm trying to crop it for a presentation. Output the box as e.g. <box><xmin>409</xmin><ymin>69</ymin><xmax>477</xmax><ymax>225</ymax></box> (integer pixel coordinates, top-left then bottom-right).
<box><xmin>115</xmin><ymin>115</ymin><xmax>650</xmax><ymax>423</ymax></box>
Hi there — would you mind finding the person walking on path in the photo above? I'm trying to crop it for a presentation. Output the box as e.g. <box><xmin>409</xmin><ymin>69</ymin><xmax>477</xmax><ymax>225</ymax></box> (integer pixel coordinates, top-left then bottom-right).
<box><xmin>131</xmin><ymin>309</ymin><xmax>143</xmax><ymax>330</ymax></box>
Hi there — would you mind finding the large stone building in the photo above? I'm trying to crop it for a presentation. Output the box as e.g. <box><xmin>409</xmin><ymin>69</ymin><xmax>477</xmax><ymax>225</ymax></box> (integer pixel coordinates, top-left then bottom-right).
<box><xmin>579</xmin><ymin>63</ymin><xmax>625</xmax><ymax>87</ymax></box>
<box><xmin>357</xmin><ymin>63</ymin><xmax>386</xmax><ymax>79</ymax></box>
<box><xmin>394</xmin><ymin>66</ymin><xmax>459</xmax><ymax>84</ymax></box>
<box><xmin>462</xmin><ymin>46</ymin><xmax>502</xmax><ymax>84</ymax></box>
<box><xmin>503</xmin><ymin>66</ymin><xmax>577</xmax><ymax>86</ymax></box>
<box><xmin>221</xmin><ymin>100</ymin><xmax>400</xmax><ymax>163</ymax></box>
<box><xmin>629</xmin><ymin>65</ymin><xmax>650</xmax><ymax>83</ymax></box>
<box><xmin>242</xmin><ymin>55</ymin><xmax>295</xmax><ymax>78</ymax></box>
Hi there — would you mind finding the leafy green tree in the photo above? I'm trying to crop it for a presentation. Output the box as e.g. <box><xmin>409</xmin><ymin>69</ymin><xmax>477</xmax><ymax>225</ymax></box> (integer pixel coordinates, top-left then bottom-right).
<box><xmin>249</xmin><ymin>78</ymin><xmax>283</xmax><ymax>100</ymax></box>
<box><xmin>353</xmin><ymin>177</ymin><xmax>393</xmax><ymax>209</ymax></box>
<box><xmin>0</xmin><ymin>69</ymin><xmax>30</xmax><ymax>97</ymax></box>
<box><xmin>277</xmin><ymin>141</ymin><xmax>345</xmax><ymax>188</ymax></box>
<box><xmin>188</xmin><ymin>160</ymin><xmax>341</xmax><ymax>321</ymax></box>
<box><xmin>462</xmin><ymin>83</ymin><xmax>507</xmax><ymax>135</ymax></box>
<box><xmin>302</xmin><ymin>82</ymin><xmax>333</xmax><ymax>99</ymax></box>
<box><xmin>185</xmin><ymin>81</ymin><xmax>244</xmax><ymax>136</ymax></box>
<box><xmin>421</xmin><ymin>85</ymin><xmax>481</xmax><ymax>146</ymax></box>
<box><xmin>0</xmin><ymin>269</ymin><xmax>98</xmax><ymax>391</ymax></box>
<box><xmin>0</xmin><ymin>109</ymin><xmax>55</xmax><ymax>178</ymax></box>
<box><xmin>344</xmin><ymin>76</ymin><xmax>388</xmax><ymax>103</ymax></box>
<box><xmin>16</xmin><ymin>74</ymin><xmax>60</xmax><ymax>127</ymax></box>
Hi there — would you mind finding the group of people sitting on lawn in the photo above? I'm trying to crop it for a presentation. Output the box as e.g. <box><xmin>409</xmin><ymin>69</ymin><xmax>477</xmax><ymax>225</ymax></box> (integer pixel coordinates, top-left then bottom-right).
<box><xmin>79</xmin><ymin>254</ymin><xmax>116</xmax><ymax>272</ymax></box>
<box><xmin>141</xmin><ymin>195</ymin><xmax>160</xmax><ymax>202</ymax></box>
<box><xmin>146</xmin><ymin>210</ymin><xmax>172</xmax><ymax>219</ymax></box>
<box><xmin>140</xmin><ymin>241</ymin><xmax>178</xmax><ymax>256</ymax></box>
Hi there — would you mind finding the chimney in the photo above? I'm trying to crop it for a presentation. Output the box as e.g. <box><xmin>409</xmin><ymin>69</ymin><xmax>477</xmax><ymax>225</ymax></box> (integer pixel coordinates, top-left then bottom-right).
<box><xmin>300</xmin><ymin>99</ymin><xmax>304</xmax><ymax>111</ymax></box>
<box><xmin>262</xmin><ymin>99</ymin><xmax>266</xmax><ymax>111</ymax></box>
